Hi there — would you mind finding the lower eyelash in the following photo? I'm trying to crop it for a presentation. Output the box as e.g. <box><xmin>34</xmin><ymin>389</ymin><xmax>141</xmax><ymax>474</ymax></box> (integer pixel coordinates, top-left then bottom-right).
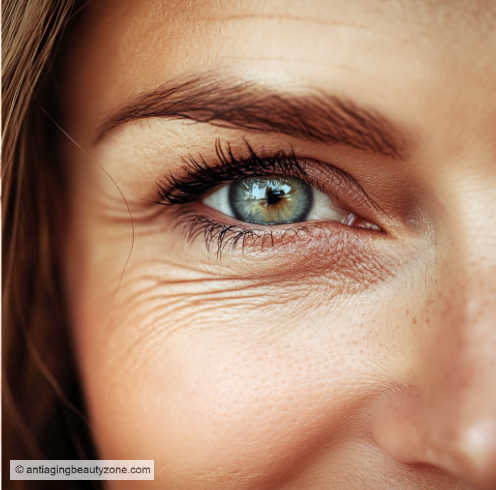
<box><xmin>173</xmin><ymin>212</ymin><xmax>309</xmax><ymax>259</ymax></box>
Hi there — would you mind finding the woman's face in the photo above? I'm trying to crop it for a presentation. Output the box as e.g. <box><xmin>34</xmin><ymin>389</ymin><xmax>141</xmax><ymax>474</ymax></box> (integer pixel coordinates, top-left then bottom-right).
<box><xmin>62</xmin><ymin>1</ymin><xmax>496</xmax><ymax>488</ymax></box>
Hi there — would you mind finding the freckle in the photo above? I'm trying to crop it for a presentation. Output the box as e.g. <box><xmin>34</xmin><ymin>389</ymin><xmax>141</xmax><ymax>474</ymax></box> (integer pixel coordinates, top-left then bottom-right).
<box><xmin>412</xmin><ymin>317</ymin><xmax>417</xmax><ymax>325</ymax></box>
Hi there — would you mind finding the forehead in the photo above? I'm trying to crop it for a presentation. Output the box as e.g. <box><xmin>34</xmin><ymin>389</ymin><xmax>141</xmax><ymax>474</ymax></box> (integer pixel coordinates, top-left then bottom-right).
<box><xmin>73</xmin><ymin>0</ymin><xmax>495</xmax><ymax>55</ymax></box>
<box><xmin>63</xmin><ymin>0</ymin><xmax>496</xmax><ymax>146</ymax></box>
<box><xmin>80</xmin><ymin>0</ymin><xmax>495</xmax><ymax>31</ymax></box>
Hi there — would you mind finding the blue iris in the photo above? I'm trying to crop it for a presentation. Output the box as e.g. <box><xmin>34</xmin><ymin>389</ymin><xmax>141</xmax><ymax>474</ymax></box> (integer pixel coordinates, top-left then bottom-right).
<box><xmin>228</xmin><ymin>176</ymin><xmax>313</xmax><ymax>225</ymax></box>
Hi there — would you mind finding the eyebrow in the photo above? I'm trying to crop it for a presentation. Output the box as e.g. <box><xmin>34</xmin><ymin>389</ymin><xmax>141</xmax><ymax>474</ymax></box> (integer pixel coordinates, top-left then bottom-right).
<box><xmin>96</xmin><ymin>74</ymin><xmax>410</xmax><ymax>159</ymax></box>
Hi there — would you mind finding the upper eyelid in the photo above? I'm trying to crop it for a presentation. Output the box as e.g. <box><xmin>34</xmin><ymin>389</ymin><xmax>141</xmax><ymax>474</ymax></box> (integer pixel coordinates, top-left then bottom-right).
<box><xmin>155</xmin><ymin>138</ymin><xmax>384</xmax><ymax>218</ymax></box>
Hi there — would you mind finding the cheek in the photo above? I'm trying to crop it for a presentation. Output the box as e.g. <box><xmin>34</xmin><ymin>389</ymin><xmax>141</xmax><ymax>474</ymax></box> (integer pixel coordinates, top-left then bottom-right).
<box><xmin>81</xmin><ymin>322</ymin><xmax>365</xmax><ymax>489</ymax></box>
<box><xmin>72</xmin><ymin>266</ymin><xmax>424</xmax><ymax>490</ymax></box>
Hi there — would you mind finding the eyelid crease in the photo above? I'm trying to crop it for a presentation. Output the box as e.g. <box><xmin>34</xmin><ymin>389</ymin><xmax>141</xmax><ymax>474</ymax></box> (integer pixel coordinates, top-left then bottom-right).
<box><xmin>154</xmin><ymin>137</ymin><xmax>387</xmax><ymax>229</ymax></box>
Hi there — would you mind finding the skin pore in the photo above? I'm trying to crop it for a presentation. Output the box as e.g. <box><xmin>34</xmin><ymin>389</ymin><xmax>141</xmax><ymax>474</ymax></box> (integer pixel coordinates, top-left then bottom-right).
<box><xmin>61</xmin><ymin>1</ymin><xmax>496</xmax><ymax>488</ymax></box>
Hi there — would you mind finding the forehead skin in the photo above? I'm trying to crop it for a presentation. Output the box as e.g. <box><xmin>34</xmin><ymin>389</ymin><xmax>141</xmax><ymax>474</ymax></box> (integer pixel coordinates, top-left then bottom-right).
<box><xmin>61</xmin><ymin>1</ymin><xmax>496</xmax><ymax>490</ymax></box>
<box><xmin>64</xmin><ymin>0</ymin><xmax>496</xmax><ymax>150</ymax></box>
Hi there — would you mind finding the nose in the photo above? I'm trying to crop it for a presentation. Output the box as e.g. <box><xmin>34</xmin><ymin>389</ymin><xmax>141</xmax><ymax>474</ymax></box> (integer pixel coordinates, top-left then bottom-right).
<box><xmin>371</xmin><ymin>199</ymin><xmax>496</xmax><ymax>488</ymax></box>
<box><xmin>372</xmin><ymin>382</ymin><xmax>496</xmax><ymax>489</ymax></box>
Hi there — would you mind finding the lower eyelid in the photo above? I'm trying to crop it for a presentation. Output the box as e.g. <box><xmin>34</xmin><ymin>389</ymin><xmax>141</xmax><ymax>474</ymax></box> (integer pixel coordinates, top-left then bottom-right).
<box><xmin>173</xmin><ymin>203</ymin><xmax>383</xmax><ymax>252</ymax></box>
<box><xmin>168</xmin><ymin>210</ymin><xmax>396</xmax><ymax>288</ymax></box>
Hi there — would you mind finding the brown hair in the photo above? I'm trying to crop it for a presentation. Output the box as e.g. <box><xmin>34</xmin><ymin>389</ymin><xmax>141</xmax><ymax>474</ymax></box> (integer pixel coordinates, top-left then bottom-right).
<box><xmin>2</xmin><ymin>1</ymin><xmax>99</xmax><ymax>488</ymax></box>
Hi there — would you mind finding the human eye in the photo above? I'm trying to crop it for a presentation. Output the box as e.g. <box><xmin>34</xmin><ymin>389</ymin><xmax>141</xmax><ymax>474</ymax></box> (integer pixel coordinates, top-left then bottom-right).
<box><xmin>155</xmin><ymin>138</ymin><xmax>384</xmax><ymax>258</ymax></box>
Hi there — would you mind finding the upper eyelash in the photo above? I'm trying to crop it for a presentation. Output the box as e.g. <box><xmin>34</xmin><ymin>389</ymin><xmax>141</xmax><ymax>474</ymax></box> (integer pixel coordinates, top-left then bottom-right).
<box><xmin>156</xmin><ymin>138</ymin><xmax>308</xmax><ymax>205</ymax></box>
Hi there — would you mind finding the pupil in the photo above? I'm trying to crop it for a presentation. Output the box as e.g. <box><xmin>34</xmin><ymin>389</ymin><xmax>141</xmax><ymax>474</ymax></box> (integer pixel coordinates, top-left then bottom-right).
<box><xmin>266</xmin><ymin>187</ymin><xmax>285</xmax><ymax>205</ymax></box>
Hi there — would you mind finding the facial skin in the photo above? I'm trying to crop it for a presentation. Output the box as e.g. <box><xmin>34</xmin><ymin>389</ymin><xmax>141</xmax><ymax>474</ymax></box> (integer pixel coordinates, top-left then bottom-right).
<box><xmin>61</xmin><ymin>1</ymin><xmax>496</xmax><ymax>488</ymax></box>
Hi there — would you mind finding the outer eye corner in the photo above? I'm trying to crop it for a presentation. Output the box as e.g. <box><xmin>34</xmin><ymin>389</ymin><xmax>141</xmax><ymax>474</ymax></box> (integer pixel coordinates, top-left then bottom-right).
<box><xmin>340</xmin><ymin>211</ymin><xmax>382</xmax><ymax>232</ymax></box>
